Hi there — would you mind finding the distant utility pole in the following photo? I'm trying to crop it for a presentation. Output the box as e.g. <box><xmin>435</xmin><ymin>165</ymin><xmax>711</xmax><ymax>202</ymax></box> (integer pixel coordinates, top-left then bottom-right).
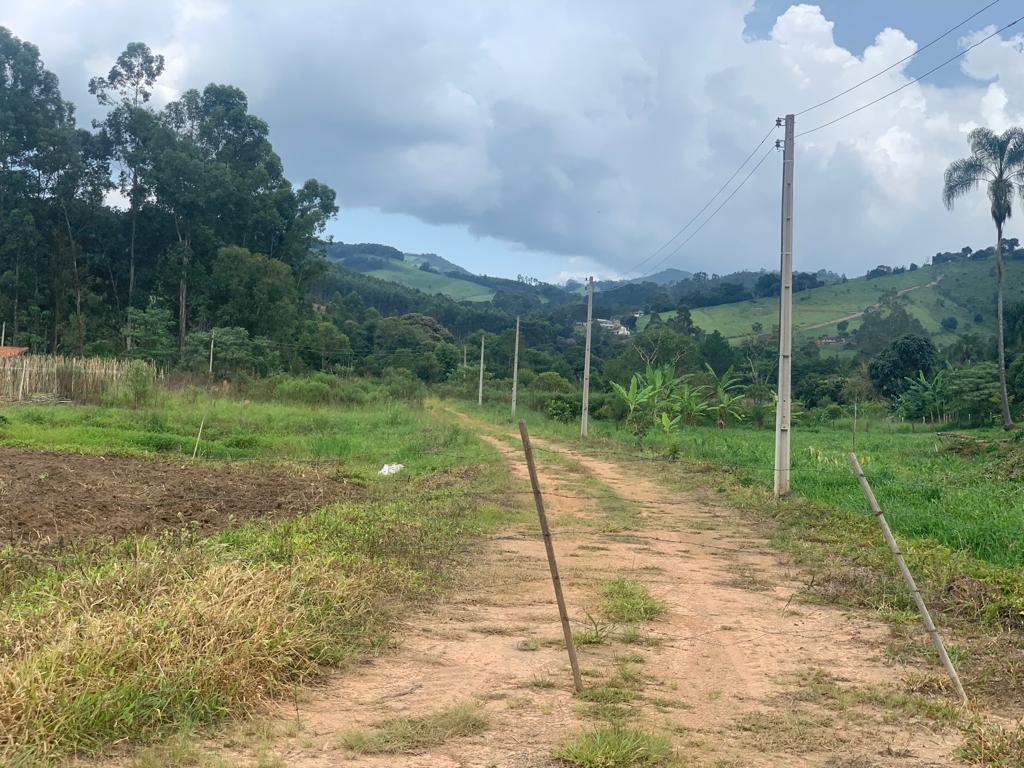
<box><xmin>463</xmin><ymin>343</ymin><xmax>467</xmax><ymax>367</ymax></box>
<box><xmin>773</xmin><ymin>114</ymin><xmax>795</xmax><ymax>498</ymax></box>
<box><xmin>478</xmin><ymin>335</ymin><xmax>485</xmax><ymax>406</ymax></box>
<box><xmin>208</xmin><ymin>328</ymin><xmax>216</xmax><ymax>376</ymax></box>
<box><xmin>1</xmin><ymin>322</ymin><xmax>5</xmax><ymax>347</ymax></box>
<box><xmin>581</xmin><ymin>276</ymin><xmax>594</xmax><ymax>437</ymax></box>
<box><xmin>511</xmin><ymin>316</ymin><xmax>521</xmax><ymax>418</ymax></box>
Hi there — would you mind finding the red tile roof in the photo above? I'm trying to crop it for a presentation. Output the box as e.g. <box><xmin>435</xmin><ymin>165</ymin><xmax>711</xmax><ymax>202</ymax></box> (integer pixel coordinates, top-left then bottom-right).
<box><xmin>0</xmin><ymin>347</ymin><xmax>28</xmax><ymax>357</ymax></box>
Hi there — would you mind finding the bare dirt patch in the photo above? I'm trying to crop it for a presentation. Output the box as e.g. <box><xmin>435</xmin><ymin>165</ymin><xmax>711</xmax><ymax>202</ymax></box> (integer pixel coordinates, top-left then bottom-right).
<box><xmin>0</xmin><ymin>448</ymin><xmax>359</xmax><ymax>544</ymax></box>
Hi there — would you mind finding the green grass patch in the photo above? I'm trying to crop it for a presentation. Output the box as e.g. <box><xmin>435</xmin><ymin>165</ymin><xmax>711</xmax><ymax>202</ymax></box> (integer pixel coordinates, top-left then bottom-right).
<box><xmin>576</xmin><ymin>687</ymin><xmax>636</xmax><ymax>704</ymax></box>
<box><xmin>599</xmin><ymin>577</ymin><xmax>667</xmax><ymax>623</ymax></box>
<box><xmin>339</xmin><ymin>702</ymin><xmax>489</xmax><ymax>754</ymax></box>
<box><xmin>0</xmin><ymin>388</ymin><xmax>494</xmax><ymax>478</ymax></box>
<box><xmin>555</xmin><ymin>726</ymin><xmax>673</xmax><ymax>767</ymax></box>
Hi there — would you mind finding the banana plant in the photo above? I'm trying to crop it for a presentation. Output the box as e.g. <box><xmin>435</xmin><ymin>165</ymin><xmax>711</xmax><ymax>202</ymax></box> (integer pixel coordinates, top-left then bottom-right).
<box><xmin>659</xmin><ymin>411</ymin><xmax>682</xmax><ymax>434</ymax></box>
<box><xmin>669</xmin><ymin>378</ymin><xmax>711</xmax><ymax>426</ymax></box>
<box><xmin>705</xmin><ymin>363</ymin><xmax>744</xmax><ymax>428</ymax></box>
<box><xmin>610</xmin><ymin>374</ymin><xmax>654</xmax><ymax>440</ymax></box>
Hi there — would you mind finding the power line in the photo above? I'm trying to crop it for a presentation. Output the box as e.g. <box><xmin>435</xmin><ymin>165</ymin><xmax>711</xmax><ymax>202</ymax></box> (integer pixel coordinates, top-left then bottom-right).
<box><xmin>795</xmin><ymin>0</ymin><xmax>1005</xmax><ymax>117</ymax></box>
<box><xmin>639</xmin><ymin>145</ymin><xmax>778</xmax><ymax>275</ymax></box>
<box><xmin>622</xmin><ymin>123</ymin><xmax>778</xmax><ymax>279</ymax></box>
<box><xmin>797</xmin><ymin>13</ymin><xmax>1024</xmax><ymax>138</ymax></box>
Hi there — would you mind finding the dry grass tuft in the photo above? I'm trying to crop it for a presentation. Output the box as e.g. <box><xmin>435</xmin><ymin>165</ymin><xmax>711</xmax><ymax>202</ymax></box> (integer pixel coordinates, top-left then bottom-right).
<box><xmin>339</xmin><ymin>703</ymin><xmax>488</xmax><ymax>753</ymax></box>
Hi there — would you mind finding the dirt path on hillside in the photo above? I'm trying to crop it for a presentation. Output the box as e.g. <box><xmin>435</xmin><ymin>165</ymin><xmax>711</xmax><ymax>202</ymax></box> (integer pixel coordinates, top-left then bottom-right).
<box><xmin>176</xmin><ymin>413</ymin><xmax>963</xmax><ymax>767</ymax></box>
<box><xmin>804</xmin><ymin>274</ymin><xmax>945</xmax><ymax>332</ymax></box>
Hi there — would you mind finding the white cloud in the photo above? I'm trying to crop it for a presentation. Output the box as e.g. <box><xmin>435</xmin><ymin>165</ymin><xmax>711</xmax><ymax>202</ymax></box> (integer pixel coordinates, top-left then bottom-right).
<box><xmin>3</xmin><ymin>1</ymin><xmax>1023</xmax><ymax>276</ymax></box>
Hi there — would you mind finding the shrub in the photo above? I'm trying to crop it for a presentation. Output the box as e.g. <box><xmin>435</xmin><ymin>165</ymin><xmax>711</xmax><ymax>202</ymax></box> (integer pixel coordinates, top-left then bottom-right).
<box><xmin>124</xmin><ymin>360</ymin><xmax>156</xmax><ymax>407</ymax></box>
<box><xmin>545</xmin><ymin>394</ymin><xmax>578</xmax><ymax>423</ymax></box>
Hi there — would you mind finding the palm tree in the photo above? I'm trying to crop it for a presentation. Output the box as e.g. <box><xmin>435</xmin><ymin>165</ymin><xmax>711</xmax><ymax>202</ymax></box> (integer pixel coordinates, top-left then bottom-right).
<box><xmin>943</xmin><ymin>127</ymin><xmax>1024</xmax><ymax>430</ymax></box>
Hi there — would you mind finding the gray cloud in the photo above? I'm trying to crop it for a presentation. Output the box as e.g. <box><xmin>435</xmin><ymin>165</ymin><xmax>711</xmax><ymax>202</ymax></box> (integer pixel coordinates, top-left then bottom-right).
<box><xmin>4</xmin><ymin>1</ymin><xmax>1023</xmax><ymax>275</ymax></box>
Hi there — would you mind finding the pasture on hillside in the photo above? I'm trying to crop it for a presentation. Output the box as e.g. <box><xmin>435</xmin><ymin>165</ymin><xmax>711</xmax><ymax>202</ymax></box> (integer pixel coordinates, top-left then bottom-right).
<box><xmin>637</xmin><ymin>259</ymin><xmax>1024</xmax><ymax>344</ymax></box>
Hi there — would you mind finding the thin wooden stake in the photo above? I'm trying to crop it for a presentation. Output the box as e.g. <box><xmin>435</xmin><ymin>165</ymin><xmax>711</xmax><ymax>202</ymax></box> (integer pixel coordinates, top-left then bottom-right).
<box><xmin>848</xmin><ymin>453</ymin><xmax>968</xmax><ymax>705</ymax></box>
<box><xmin>192</xmin><ymin>418</ymin><xmax>205</xmax><ymax>460</ymax></box>
<box><xmin>519</xmin><ymin>419</ymin><xmax>583</xmax><ymax>693</ymax></box>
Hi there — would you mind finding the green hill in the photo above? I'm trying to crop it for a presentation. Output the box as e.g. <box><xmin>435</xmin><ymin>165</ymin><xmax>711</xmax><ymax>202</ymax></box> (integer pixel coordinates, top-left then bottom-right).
<box><xmin>365</xmin><ymin>257</ymin><xmax>495</xmax><ymax>302</ymax></box>
<box><xmin>639</xmin><ymin>258</ymin><xmax>1024</xmax><ymax>347</ymax></box>
<box><xmin>325</xmin><ymin>243</ymin><xmax>495</xmax><ymax>301</ymax></box>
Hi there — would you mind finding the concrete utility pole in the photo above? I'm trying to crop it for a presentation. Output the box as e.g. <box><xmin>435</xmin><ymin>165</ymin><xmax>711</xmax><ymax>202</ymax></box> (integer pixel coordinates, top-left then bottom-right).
<box><xmin>581</xmin><ymin>276</ymin><xmax>594</xmax><ymax>437</ymax></box>
<box><xmin>1</xmin><ymin>321</ymin><xmax>5</xmax><ymax>347</ymax></box>
<box><xmin>511</xmin><ymin>316</ymin><xmax>521</xmax><ymax>418</ymax></box>
<box><xmin>773</xmin><ymin>114</ymin><xmax>795</xmax><ymax>498</ymax></box>
<box><xmin>478</xmin><ymin>335</ymin><xmax>485</xmax><ymax>406</ymax></box>
<box><xmin>208</xmin><ymin>328</ymin><xmax>216</xmax><ymax>376</ymax></box>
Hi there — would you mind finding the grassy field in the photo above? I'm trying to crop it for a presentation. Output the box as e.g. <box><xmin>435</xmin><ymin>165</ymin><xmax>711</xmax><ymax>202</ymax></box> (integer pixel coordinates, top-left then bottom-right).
<box><xmin>0</xmin><ymin>387</ymin><xmax>511</xmax><ymax>764</ymax></box>
<box><xmin>638</xmin><ymin>259</ymin><xmax>1024</xmax><ymax>344</ymax></box>
<box><xmin>0</xmin><ymin>392</ymin><xmax>480</xmax><ymax>477</ymax></box>
<box><xmin>366</xmin><ymin>256</ymin><xmax>495</xmax><ymax>302</ymax></box>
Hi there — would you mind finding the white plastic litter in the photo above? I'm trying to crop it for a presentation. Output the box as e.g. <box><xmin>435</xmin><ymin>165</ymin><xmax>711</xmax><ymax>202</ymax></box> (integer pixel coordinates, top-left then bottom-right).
<box><xmin>378</xmin><ymin>463</ymin><xmax>405</xmax><ymax>476</ymax></box>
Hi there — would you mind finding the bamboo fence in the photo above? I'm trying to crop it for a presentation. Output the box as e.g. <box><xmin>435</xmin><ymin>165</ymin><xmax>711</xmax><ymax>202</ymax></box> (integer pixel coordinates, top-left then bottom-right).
<box><xmin>0</xmin><ymin>355</ymin><xmax>155</xmax><ymax>403</ymax></box>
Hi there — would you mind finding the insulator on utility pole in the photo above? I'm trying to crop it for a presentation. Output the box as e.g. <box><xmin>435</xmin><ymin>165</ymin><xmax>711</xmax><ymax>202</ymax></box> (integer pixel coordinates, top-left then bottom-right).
<box><xmin>581</xmin><ymin>276</ymin><xmax>594</xmax><ymax>437</ymax></box>
<box><xmin>774</xmin><ymin>114</ymin><xmax>795</xmax><ymax>498</ymax></box>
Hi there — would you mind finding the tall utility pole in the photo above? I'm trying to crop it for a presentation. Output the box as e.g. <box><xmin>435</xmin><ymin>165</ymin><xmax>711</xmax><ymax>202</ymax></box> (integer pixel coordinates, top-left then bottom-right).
<box><xmin>511</xmin><ymin>316</ymin><xmax>521</xmax><ymax>418</ymax></box>
<box><xmin>580</xmin><ymin>276</ymin><xmax>594</xmax><ymax>437</ymax></box>
<box><xmin>478</xmin><ymin>335</ymin><xmax>485</xmax><ymax>406</ymax></box>
<box><xmin>773</xmin><ymin>114</ymin><xmax>795</xmax><ymax>498</ymax></box>
<box><xmin>208</xmin><ymin>328</ymin><xmax>216</xmax><ymax>376</ymax></box>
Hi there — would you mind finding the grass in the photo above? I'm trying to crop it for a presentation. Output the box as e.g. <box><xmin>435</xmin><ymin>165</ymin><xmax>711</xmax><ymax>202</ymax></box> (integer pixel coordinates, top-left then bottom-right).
<box><xmin>731</xmin><ymin>711</ymin><xmax>843</xmax><ymax>754</ymax></box>
<box><xmin>365</xmin><ymin>257</ymin><xmax>495</xmax><ymax>301</ymax></box>
<box><xmin>339</xmin><ymin>702</ymin><xmax>489</xmax><ymax>754</ymax></box>
<box><xmin>958</xmin><ymin>718</ymin><xmax>1024</xmax><ymax>767</ymax></box>
<box><xmin>0</xmin><ymin>389</ymin><xmax>492</xmax><ymax>478</ymax></box>
<box><xmin>599</xmin><ymin>577</ymin><xmax>667</xmax><ymax>623</ymax></box>
<box><xmin>0</xmin><ymin>390</ymin><xmax>511</xmax><ymax>765</ymax></box>
<box><xmin>555</xmin><ymin>726</ymin><xmax>674</xmax><ymax>767</ymax></box>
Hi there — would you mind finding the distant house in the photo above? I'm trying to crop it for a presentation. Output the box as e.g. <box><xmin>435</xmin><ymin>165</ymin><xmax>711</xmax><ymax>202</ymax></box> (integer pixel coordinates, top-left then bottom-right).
<box><xmin>816</xmin><ymin>336</ymin><xmax>846</xmax><ymax>346</ymax></box>
<box><xmin>0</xmin><ymin>347</ymin><xmax>28</xmax><ymax>357</ymax></box>
<box><xmin>595</xmin><ymin>318</ymin><xmax>631</xmax><ymax>336</ymax></box>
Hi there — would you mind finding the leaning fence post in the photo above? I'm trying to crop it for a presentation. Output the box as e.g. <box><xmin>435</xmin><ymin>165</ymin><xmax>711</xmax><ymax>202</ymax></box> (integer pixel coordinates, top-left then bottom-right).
<box><xmin>192</xmin><ymin>418</ymin><xmax>205</xmax><ymax>461</ymax></box>
<box><xmin>519</xmin><ymin>419</ymin><xmax>583</xmax><ymax>693</ymax></box>
<box><xmin>848</xmin><ymin>452</ymin><xmax>968</xmax><ymax>705</ymax></box>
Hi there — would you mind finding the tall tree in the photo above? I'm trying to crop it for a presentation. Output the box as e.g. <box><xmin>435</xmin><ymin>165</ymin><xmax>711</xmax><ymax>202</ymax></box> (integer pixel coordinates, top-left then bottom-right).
<box><xmin>943</xmin><ymin>127</ymin><xmax>1024</xmax><ymax>429</ymax></box>
<box><xmin>89</xmin><ymin>42</ymin><xmax>165</xmax><ymax>347</ymax></box>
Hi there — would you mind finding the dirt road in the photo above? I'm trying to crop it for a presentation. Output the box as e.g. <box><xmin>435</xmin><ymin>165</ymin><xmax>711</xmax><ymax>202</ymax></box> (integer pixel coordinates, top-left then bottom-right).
<box><xmin>185</xmin><ymin>413</ymin><xmax>963</xmax><ymax>767</ymax></box>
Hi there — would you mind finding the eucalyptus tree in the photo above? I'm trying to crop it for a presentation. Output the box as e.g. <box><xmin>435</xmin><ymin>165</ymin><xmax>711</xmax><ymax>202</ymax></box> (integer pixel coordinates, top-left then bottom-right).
<box><xmin>89</xmin><ymin>42</ymin><xmax>165</xmax><ymax>343</ymax></box>
<box><xmin>943</xmin><ymin>127</ymin><xmax>1024</xmax><ymax>429</ymax></box>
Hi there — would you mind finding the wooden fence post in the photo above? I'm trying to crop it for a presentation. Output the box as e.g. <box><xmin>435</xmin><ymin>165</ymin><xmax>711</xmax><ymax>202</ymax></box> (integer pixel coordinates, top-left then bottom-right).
<box><xmin>848</xmin><ymin>453</ymin><xmax>968</xmax><ymax>705</ymax></box>
<box><xmin>519</xmin><ymin>419</ymin><xmax>583</xmax><ymax>693</ymax></box>
<box><xmin>192</xmin><ymin>418</ymin><xmax>205</xmax><ymax>461</ymax></box>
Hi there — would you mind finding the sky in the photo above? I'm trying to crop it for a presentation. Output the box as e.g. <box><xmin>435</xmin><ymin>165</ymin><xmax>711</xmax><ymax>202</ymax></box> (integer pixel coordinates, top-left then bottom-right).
<box><xmin>3</xmin><ymin>1</ymin><xmax>1022</xmax><ymax>283</ymax></box>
